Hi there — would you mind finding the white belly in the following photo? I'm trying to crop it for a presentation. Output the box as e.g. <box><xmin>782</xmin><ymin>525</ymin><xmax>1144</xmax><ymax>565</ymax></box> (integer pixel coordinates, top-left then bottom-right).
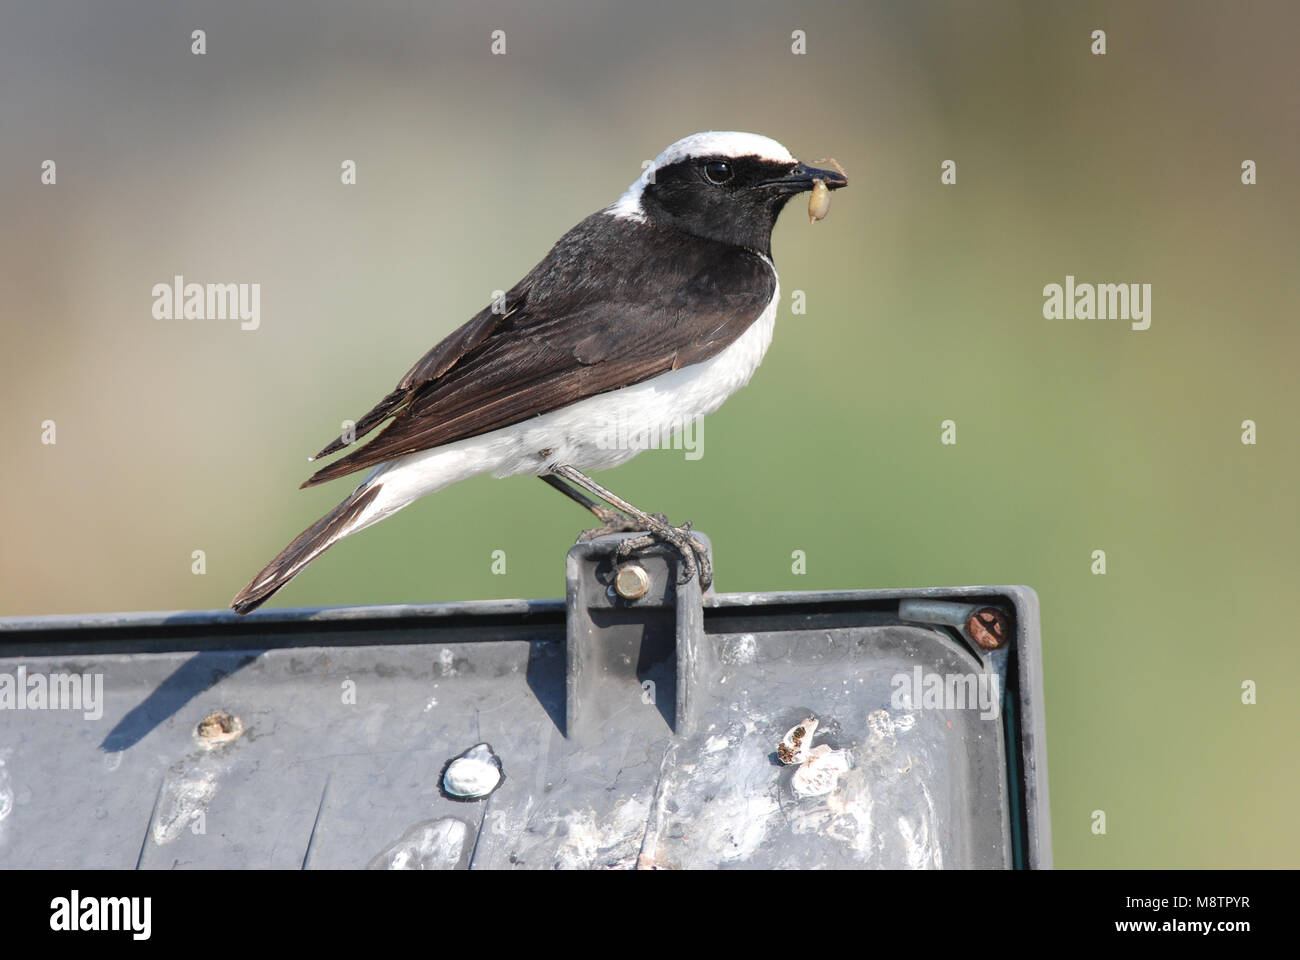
<box><xmin>354</xmin><ymin>279</ymin><xmax>779</xmax><ymax>529</ymax></box>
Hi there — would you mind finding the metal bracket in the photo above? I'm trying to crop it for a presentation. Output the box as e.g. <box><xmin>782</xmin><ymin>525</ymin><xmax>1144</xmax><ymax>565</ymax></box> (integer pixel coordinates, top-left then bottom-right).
<box><xmin>564</xmin><ymin>533</ymin><xmax>716</xmax><ymax>745</ymax></box>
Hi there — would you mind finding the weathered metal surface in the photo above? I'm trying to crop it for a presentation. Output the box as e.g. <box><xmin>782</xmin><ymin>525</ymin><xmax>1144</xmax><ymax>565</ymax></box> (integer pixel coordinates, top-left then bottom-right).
<box><xmin>0</xmin><ymin>534</ymin><xmax>1049</xmax><ymax>869</ymax></box>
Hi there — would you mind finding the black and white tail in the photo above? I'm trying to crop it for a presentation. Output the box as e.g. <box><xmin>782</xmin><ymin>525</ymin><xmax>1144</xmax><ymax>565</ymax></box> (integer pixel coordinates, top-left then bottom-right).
<box><xmin>230</xmin><ymin>483</ymin><xmax>383</xmax><ymax>614</ymax></box>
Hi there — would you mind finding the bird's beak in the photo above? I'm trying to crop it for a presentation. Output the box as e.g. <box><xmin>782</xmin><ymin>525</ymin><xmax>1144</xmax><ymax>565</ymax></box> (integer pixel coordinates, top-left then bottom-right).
<box><xmin>759</xmin><ymin>161</ymin><xmax>849</xmax><ymax>194</ymax></box>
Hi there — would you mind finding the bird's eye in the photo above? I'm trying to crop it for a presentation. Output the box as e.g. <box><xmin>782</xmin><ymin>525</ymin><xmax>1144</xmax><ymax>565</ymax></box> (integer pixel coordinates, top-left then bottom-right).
<box><xmin>703</xmin><ymin>160</ymin><xmax>733</xmax><ymax>185</ymax></box>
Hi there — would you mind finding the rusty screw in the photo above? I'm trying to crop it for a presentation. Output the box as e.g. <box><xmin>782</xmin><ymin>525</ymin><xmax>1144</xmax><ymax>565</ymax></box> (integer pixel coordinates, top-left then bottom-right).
<box><xmin>613</xmin><ymin>563</ymin><xmax>650</xmax><ymax>601</ymax></box>
<box><xmin>966</xmin><ymin>608</ymin><xmax>1009</xmax><ymax>650</ymax></box>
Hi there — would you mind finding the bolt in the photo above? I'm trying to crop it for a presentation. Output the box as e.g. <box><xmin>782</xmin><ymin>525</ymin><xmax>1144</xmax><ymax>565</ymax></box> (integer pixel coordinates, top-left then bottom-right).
<box><xmin>613</xmin><ymin>563</ymin><xmax>650</xmax><ymax>601</ymax></box>
<box><xmin>966</xmin><ymin>608</ymin><xmax>1009</xmax><ymax>650</ymax></box>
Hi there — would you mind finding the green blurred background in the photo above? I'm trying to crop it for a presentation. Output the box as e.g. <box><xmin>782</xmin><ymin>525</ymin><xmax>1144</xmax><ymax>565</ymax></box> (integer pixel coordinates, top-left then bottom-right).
<box><xmin>2</xmin><ymin>1</ymin><xmax>1296</xmax><ymax>867</ymax></box>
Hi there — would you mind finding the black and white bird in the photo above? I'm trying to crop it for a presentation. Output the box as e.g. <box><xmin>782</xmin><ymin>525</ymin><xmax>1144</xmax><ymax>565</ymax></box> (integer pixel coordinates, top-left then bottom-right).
<box><xmin>231</xmin><ymin>131</ymin><xmax>847</xmax><ymax>614</ymax></box>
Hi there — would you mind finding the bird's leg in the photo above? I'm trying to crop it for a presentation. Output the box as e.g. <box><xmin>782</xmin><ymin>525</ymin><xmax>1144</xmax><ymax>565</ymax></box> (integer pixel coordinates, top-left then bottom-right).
<box><xmin>547</xmin><ymin>465</ymin><xmax>712</xmax><ymax>588</ymax></box>
<box><xmin>540</xmin><ymin>475</ymin><xmax>667</xmax><ymax>544</ymax></box>
<box><xmin>540</xmin><ymin>475</ymin><xmax>633</xmax><ymax>529</ymax></box>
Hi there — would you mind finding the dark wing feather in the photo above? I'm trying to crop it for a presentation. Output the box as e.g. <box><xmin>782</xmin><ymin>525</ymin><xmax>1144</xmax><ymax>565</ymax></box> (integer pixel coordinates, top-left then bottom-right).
<box><xmin>302</xmin><ymin>215</ymin><xmax>775</xmax><ymax>488</ymax></box>
<box><xmin>309</xmin><ymin>306</ymin><xmax>506</xmax><ymax>462</ymax></box>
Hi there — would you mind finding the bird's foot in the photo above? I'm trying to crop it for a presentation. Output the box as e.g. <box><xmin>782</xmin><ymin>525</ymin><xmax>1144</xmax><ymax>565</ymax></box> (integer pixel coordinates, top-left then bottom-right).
<box><xmin>611</xmin><ymin>519</ymin><xmax>713</xmax><ymax>589</ymax></box>
<box><xmin>545</xmin><ymin>465</ymin><xmax>711</xmax><ymax>588</ymax></box>
<box><xmin>577</xmin><ymin>509</ymin><xmax>669</xmax><ymax>542</ymax></box>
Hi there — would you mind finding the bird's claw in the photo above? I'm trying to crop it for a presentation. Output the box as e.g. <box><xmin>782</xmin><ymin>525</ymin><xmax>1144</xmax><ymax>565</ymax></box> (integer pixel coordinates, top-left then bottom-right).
<box><xmin>577</xmin><ymin>511</ymin><xmax>670</xmax><ymax>542</ymax></box>
<box><xmin>611</xmin><ymin>519</ymin><xmax>713</xmax><ymax>589</ymax></box>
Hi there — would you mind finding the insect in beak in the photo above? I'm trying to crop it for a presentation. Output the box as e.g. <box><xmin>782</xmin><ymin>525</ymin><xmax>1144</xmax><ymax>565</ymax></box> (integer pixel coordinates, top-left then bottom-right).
<box><xmin>807</xmin><ymin>158</ymin><xmax>847</xmax><ymax>224</ymax></box>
